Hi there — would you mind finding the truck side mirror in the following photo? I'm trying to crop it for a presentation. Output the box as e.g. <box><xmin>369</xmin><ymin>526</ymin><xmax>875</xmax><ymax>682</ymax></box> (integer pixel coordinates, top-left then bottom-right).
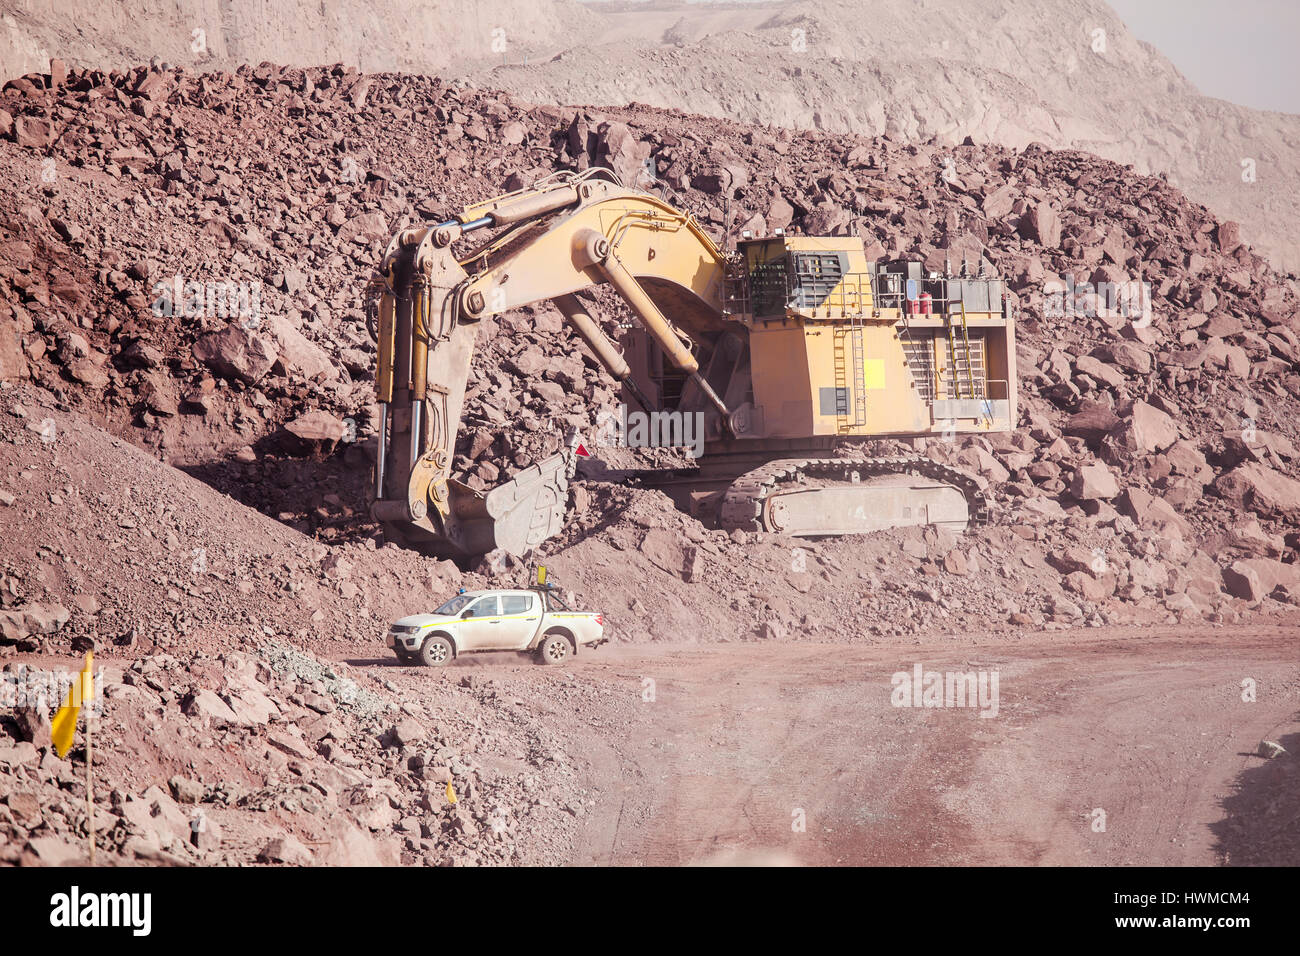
<box><xmin>461</xmin><ymin>609</ymin><xmax>474</xmax><ymax>619</ymax></box>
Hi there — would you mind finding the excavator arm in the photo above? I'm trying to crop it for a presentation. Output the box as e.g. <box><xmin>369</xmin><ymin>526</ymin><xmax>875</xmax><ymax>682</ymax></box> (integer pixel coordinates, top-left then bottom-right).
<box><xmin>368</xmin><ymin>170</ymin><xmax>736</xmax><ymax>559</ymax></box>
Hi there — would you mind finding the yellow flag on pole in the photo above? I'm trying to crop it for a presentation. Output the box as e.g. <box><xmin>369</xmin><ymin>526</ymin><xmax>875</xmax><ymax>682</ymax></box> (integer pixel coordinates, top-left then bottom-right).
<box><xmin>50</xmin><ymin>651</ymin><xmax>93</xmax><ymax>759</ymax></box>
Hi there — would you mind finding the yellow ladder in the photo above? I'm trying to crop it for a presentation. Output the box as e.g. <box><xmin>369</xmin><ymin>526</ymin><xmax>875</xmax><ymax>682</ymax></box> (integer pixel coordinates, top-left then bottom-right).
<box><xmin>849</xmin><ymin>317</ymin><xmax>867</xmax><ymax>427</ymax></box>
<box><xmin>946</xmin><ymin>301</ymin><xmax>978</xmax><ymax>400</ymax></box>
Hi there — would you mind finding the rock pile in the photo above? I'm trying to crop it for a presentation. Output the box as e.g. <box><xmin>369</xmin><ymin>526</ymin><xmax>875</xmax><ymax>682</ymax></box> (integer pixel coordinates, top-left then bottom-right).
<box><xmin>1</xmin><ymin>61</ymin><xmax>1298</xmax><ymax>644</ymax></box>
<box><xmin>0</xmin><ymin>641</ymin><xmax>594</xmax><ymax>866</ymax></box>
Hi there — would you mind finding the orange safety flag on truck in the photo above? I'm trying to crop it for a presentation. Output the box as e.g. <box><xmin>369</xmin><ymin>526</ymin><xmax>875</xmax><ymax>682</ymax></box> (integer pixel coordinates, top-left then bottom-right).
<box><xmin>50</xmin><ymin>651</ymin><xmax>93</xmax><ymax>759</ymax></box>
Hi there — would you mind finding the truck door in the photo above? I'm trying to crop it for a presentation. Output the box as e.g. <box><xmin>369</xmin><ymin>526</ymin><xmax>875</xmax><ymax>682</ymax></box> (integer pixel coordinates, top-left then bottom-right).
<box><xmin>498</xmin><ymin>592</ymin><xmax>542</xmax><ymax>649</ymax></box>
<box><xmin>457</xmin><ymin>595</ymin><xmax>501</xmax><ymax>650</ymax></box>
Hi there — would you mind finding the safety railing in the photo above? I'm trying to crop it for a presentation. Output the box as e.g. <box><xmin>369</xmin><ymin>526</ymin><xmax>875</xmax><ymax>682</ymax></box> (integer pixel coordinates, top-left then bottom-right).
<box><xmin>725</xmin><ymin>266</ymin><xmax>1007</xmax><ymax>320</ymax></box>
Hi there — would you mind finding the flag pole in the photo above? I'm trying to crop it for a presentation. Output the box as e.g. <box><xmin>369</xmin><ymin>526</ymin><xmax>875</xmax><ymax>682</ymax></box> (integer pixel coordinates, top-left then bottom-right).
<box><xmin>51</xmin><ymin>650</ymin><xmax>96</xmax><ymax>864</ymax></box>
<box><xmin>85</xmin><ymin>671</ymin><xmax>95</xmax><ymax>866</ymax></box>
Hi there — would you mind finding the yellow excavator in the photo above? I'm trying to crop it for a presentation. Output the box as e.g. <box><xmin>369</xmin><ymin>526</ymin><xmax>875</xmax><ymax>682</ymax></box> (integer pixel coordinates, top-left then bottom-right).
<box><xmin>367</xmin><ymin>169</ymin><xmax>1017</xmax><ymax>559</ymax></box>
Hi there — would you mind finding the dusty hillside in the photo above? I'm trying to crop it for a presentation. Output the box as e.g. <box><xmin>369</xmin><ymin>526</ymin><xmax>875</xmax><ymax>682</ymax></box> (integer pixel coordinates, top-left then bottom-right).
<box><xmin>0</xmin><ymin>0</ymin><xmax>595</xmax><ymax>77</ymax></box>
<box><xmin>2</xmin><ymin>59</ymin><xmax>1300</xmax><ymax>636</ymax></box>
<box><xmin>2</xmin><ymin>0</ymin><xmax>1296</xmax><ymax>273</ymax></box>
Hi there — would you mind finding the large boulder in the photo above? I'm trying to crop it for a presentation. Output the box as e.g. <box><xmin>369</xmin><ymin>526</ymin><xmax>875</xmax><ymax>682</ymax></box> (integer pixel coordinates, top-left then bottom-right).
<box><xmin>224</xmin><ymin>686</ymin><xmax>280</xmax><ymax>727</ymax></box>
<box><xmin>1070</xmin><ymin>462</ymin><xmax>1120</xmax><ymax>500</ymax></box>
<box><xmin>1106</xmin><ymin>400</ymin><xmax>1179</xmax><ymax>457</ymax></box>
<box><xmin>192</xmin><ymin>326</ymin><xmax>276</xmax><ymax>384</ymax></box>
<box><xmin>285</xmin><ymin>410</ymin><xmax>348</xmax><ymax>444</ymax></box>
<box><xmin>1064</xmin><ymin>400</ymin><xmax>1120</xmax><ymax>446</ymax></box>
<box><xmin>694</xmin><ymin>164</ymin><xmax>750</xmax><ymax>197</ymax></box>
<box><xmin>0</xmin><ymin>317</ymin><xmax>28</xmax><ymax>381</ymax></box>
<box><xmin>13</xmin><ymin>116</ymin><xmax>54</xmax><ymax>148</ymax></box>
<box><xmin>119</xmin><ymin>785</ymin><xmax>191</xmax><ymax>852</ymax></box>
<box><xmin>258</xmin><ymin>834</ymin><xmax>314</xmax><ymax>865</ymax></box>
<box><xmin>1223</xmin><ymin>518</ymin><xmax>1285</xmax><ymax>557</ymax></box>
<box><xmin>766</xmin><ymin>196</ymin><xmax>795</xmax><ymax>230</ymax></box>
<box><xmin>25</xmin><ymin>836</ymin><xmax>81</xmax><ymax>865</ymax></box>
<box><xmin>1165</xmin><ymin>440</ymin><xmax>1213</xmax><ymax>484</ymax></box>
<box><xmin>1213</xmin><ymin>463</ymin><xmax>1300</xmax><ymax>521</ymax></box>
<box><xmin>336</xmin><ymin>211</ymin><xmax>389</xmax><ymax>244</ymax></box>
<box><xmin>981</xmin><ymin>184</ymin><xmax>1017</xmax><ymax>220</ymax></box>
<box><xmin>1230</xmin><ymin>558</ymin><xmax>1300</xmax><ymax>596</ymax></box>
<box><xmin>955</xmin><ymin>446</ymin><xmax>1009</xmax><ymax>483</ymax></box>
<box><xmin>181</xmin><ymin>689</ymin><xmax>240</xmax><ymax>724</ymax></box>
<box><xmin>803</xmin><ymin>204</ymin><xmax>852</xmax><ymax>236</ymax></box>
<box><xmin>317</xmin><ymin>815</ymin><xmax>399</xmax><ymax>866</ymax></box>
<box><xmin>1118</xmin><ymin>487</ymin><xmax>1190</xmax><ymax>538</ymax></box>
<box><xmin>1075</xmin><ymin>355</ymin><xmax>1125</xmax><ymax>389</ymax></box>
<box><xmin>596</xmin><ymin>121</ymin><xmax>652</xmax><ymax>189</ymax></box>
<box><xmin>639</xmin><ymin>528</ymin><xmax>691</xmax><ymax>579</ymax></box>
<box><xmin>1019</xmin><ymin>203</ymin><xmax>1061</xmax><ymax>249</ymax></box>
<box><xmin>1216</xmin><ymin>221</ymin><xmax>1243</xmax><ymax>254</ymax></box>
<box><xmin>1221</xmin><ymin>562</ymin><xmax>1264</xmax><ymax>602</ymax></box>
<box><xmin>1092</xmin><ymin>341</ymin><xmax>1152</xmax><ymax>375</ymax></box>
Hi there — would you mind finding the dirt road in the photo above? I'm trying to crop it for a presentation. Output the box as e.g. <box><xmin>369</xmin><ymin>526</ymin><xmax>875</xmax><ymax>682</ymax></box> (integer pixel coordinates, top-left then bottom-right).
<box><xmin>366</xmin><ymin>624</ymin><xmax>1299</xmax><ymax>866</ymax></box>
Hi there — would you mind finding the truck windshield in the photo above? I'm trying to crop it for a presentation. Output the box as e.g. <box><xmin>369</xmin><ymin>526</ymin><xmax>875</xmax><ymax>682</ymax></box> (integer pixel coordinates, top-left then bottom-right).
<box><xmin>434</xmin><ymin>594</ymin><xmax>475</xmax><ymax>615</ymax></box>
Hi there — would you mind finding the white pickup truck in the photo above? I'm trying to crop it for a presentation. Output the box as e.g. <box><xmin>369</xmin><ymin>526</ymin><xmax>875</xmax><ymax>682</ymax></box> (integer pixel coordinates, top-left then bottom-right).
<box><xmin>386</xmin><ymin>587</ymin><xmax>605</xmax><ymax>667</ymax></box>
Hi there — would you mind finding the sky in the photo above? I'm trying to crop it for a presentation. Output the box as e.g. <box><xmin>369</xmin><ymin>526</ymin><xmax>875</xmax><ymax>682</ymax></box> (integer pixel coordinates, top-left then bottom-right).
<box><xmin>1081</xmin><ymin>0</ymin><xmax>1299</xmax><ymax>114</ymax></box>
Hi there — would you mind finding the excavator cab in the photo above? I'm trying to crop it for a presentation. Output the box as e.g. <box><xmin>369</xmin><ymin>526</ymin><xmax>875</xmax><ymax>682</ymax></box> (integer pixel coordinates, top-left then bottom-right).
<box><xmin>719</xmin><ymin>235</ymin><xmax>1016</xmax><ymax>441</ymax></box>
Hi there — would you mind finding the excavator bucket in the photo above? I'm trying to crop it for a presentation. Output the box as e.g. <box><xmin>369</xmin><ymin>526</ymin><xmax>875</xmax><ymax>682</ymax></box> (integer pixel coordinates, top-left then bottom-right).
<box><xmin>445</xmin><ymin>450</ymin><xmax>575</xmax><ymax>557</ymax></box>
<box><xmin>376</xmin><ymin>447</ymin><xmax>574</xmax><ymax>560</ymax></box>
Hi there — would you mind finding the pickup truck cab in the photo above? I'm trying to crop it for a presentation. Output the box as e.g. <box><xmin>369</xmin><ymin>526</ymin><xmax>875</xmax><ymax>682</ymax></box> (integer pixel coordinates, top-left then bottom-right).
<box><xmin>387</xmin><ymin>587</ymin><xmax>605</xmax><ymax>667</ymax></box>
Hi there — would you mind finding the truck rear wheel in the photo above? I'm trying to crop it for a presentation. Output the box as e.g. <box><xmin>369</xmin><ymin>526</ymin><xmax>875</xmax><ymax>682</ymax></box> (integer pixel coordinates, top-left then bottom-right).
<box><xmin>537</xmin><ymin>632</ymin><xmax>573</xmax><ymax>666</ymax></box>
<box><xmin>419</xmin><ymin>635</ymin><xmax>454</xmax><ymax>667</ymax></box>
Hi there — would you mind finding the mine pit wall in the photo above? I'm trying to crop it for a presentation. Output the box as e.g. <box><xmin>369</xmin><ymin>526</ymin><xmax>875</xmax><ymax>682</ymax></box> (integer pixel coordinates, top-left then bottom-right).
<box><xmin>0</xmin><ymin>0</ymin><xmax>594</xmax><ymax>80</ymax></box>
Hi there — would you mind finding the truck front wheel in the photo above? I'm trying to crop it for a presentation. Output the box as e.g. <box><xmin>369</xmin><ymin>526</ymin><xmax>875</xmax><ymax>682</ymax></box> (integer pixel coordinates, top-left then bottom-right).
<box><xmin>420</xmin><ymin>635</ymin><xmax>454</xmax><ymax>667</ymax></box>
<box><xmin>537</xmin><ymin>632</ymin><xmax>573</xmax><ymax>666</ymax></box>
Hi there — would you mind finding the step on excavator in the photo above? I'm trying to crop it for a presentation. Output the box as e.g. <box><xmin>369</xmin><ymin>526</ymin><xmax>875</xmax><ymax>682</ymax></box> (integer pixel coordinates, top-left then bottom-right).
<box><xmin>367</xmin><ymin>169</ymin><xmax>1017</xmax><ymax>559</ymax></box>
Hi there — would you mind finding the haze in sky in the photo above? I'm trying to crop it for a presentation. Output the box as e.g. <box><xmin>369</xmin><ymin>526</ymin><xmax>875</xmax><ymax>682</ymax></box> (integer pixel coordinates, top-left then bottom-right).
<box><xmin>1107</xmin><ymin>0</ymin><xmax>1300</xmax><ymax>115</ymax></box>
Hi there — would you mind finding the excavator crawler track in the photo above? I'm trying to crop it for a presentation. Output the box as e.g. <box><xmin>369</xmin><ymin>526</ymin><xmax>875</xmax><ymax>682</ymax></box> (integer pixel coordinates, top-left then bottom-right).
<box><xmin>718</xmin><ymin>457</ymin><xmax>990</xmax><ymax>536</ymax></box>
